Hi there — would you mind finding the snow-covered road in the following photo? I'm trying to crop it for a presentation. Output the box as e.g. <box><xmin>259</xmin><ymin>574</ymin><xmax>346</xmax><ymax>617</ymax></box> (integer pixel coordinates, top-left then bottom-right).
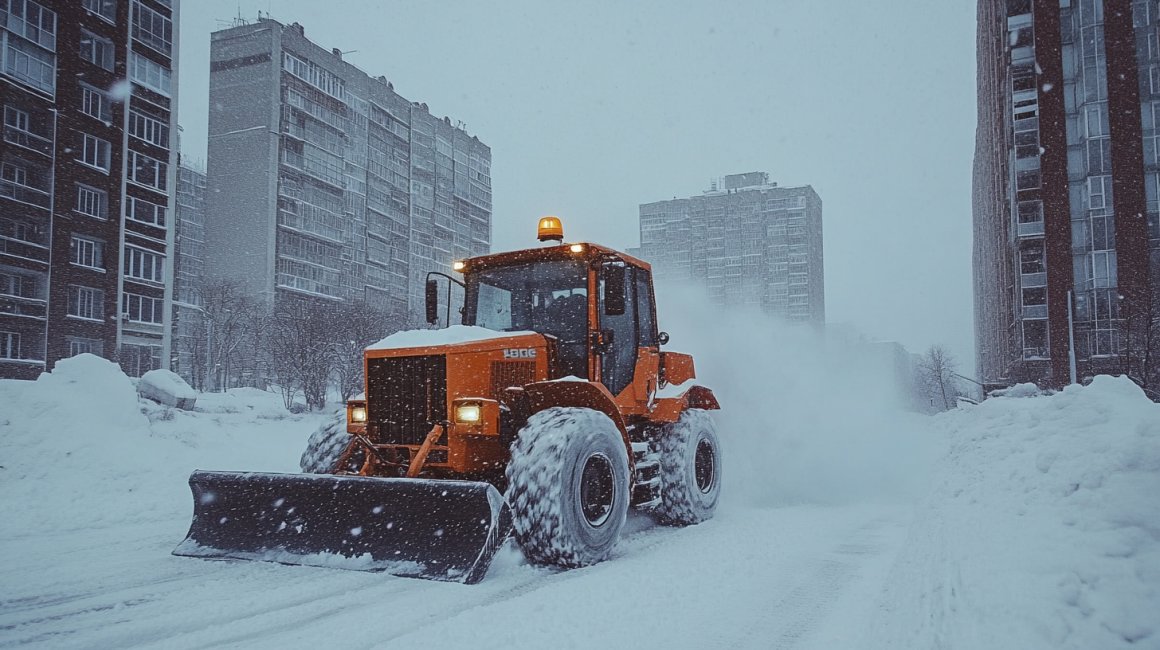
<box><xmin>0</xmin><ymin>501</ymin><xmax>910</xmax><ymax>649</ymax></box>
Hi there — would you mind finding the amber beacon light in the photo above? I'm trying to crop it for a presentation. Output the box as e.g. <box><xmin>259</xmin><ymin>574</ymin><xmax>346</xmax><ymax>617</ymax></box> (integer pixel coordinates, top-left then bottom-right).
<box><xmin>537</xmin><ymin>216</ymin><xmax>564</xmax><ymax>242</ymax></box>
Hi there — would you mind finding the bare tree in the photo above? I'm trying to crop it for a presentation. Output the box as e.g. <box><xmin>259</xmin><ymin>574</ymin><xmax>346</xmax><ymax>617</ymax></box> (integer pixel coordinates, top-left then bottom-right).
<box><xmin>916</xmin><ymin>345</ymin><xmax>962</xmax><ymax>412</ymax></box>
<box><xmin>200</xmin><ymin>278</ymin><xmax>263</xmax><ymax>392</ymax></box>
<box><xmin>264</xmin><ymin>298</ymin><xmax>336</xmax><ymax>411</ymax></box>
<box><xmin>331</xmin><ymin>300</ymin><xmax>406</xmax><ymax>403</ymax></box>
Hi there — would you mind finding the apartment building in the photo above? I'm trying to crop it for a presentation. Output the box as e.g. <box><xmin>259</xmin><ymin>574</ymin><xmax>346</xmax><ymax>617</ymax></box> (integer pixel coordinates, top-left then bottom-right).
<box><xmin>171</xmin><ymin>161</ymin><xmax>204</xmax><ymax>384</ymax></box>
<box><xmin>1</xmin><ymin>0</ymin><xmax>179</xmax><ymax>379</ymax></box>
<box><xmin>974</xmin><ymin>0</ymin><xmax>1158</xmax><ymax>388</ymax></box>
<box><xmin>205</xmin><ymin>18</ymin><xmax>491</xmax><ymax>319</ymax></box>
<box><xmin>636</xmin><ymin>172</ymin><xmax>825</xmax><ymax>325</ymax></box>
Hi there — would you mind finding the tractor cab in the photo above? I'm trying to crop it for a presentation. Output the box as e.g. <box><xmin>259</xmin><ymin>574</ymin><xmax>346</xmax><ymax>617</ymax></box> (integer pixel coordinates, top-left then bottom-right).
<box><xmin>427</xmin><ymin>217</ymin><xmax>664</xmax><ymax>401</ymax></box>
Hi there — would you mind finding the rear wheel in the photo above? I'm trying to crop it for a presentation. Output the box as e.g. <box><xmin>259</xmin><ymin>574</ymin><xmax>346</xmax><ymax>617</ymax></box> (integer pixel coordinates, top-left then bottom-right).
<box><xmin>655</xmin><ymin>409</ymin><xmax>721</xmax><ymax>525</ymax></box>
<box><xmin>505</xmin><ymin>407</ymin><xmax>630</xmax><ymax>567</ymax></box>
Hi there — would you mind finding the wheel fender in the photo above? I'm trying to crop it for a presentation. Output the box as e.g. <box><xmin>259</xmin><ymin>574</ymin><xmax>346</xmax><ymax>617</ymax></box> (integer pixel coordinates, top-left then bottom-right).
<box><xmin>520</xmin><ymin>380</ymin><xmax>634</xmax><ymax>470</ymax></box>
<box><xmin>650</xmin><ymin>384</ymin><xmax>721</xmax><ymax>423</ymax></box>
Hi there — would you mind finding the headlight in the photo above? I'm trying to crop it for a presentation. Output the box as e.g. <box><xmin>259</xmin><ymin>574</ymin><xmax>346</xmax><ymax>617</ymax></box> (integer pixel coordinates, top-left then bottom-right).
<box><xmin>350</xmin><ymin>406</ymin><xmax>367</xmax><ymax>423</ymax></box>
<box><xmin>455</xmin><ymin>403</ymin><xmax>482</xmax><ymax>424</ymax></box>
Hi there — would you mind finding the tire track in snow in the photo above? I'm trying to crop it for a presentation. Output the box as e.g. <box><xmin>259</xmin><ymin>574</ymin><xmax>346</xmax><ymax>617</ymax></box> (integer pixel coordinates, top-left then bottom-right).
<box><xmin>736</xmin><ymin>515</ymin><xmax>895</xmax><ymax>649</ymax></box>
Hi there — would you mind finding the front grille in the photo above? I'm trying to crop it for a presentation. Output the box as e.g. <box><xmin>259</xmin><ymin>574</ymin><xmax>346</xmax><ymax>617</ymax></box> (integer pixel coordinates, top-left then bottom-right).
<box><xmin>492</xmin><ymin>360</ymin><xmax>536</xmax><ymax>397</ymax></box>
<box><xmin>367</xmin><ymin>355</ymin><xmax>447</xmax><ymax>445</ymax></box>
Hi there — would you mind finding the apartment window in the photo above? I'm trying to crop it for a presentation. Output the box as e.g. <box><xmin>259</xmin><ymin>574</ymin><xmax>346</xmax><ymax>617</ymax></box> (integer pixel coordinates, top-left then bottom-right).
<box><xmin>1088</xmin><ymin>175</ymin><xmax>1110</xmax><ymax>210</ymax></box>
<box><xmin>0</xmin><ymin>271</ymin><xmax>24</xmax><ymax>297</ymax></box>
<box><xmin>80</xmin><ymin>85</ymin><xmax>111</xmax><ymax>121</ymax></box>
<box><xmin>1084</xmin><ymin>103</ymin><xmax>1109</xmax><ymax>137</ymax></box>
<box><xmin>130</xmin><ymin>52</ymin><xmax>171</xmax><ymax>95</ymax></box>
<box><xmin>68</xmin><ymin>337</ymin><xmax>103</xmax><ymax>357</ymax></box>
<box><xmin>120</xmin><ymin>343</ymin><xmax>160</xmax><ymax>377</ymax></box>
<box><xmin>128</xmin><ymin>109</ymin><xmax>169</xmax><ymax>148</ymax></box>
<box><xmin>74</xmin><ymin>184</ymin><xmax>107</xmax><ymax>219</ymax></box>
<box><xmin>79</xmin><ymin>30</ymin><xmax>114</xmax><ymax>71</ymax></box>
<box><xmin>4</xmin><ymin>107</ymin><xmax>30</xmax><ymax>133</ymax></box>
<box><xmin>1087</xmin><ymin>138</ymin><xmax>1111</xmax><ymax>174</ymax></box>
<box><xmin>1020</xmin><ymin>246</ymin><xmax>1045</xmax><ymax>274</ymax></box>
<box><xmin>127</xmin><ymin>150</ymin><xmax>167</xmax><ymax>190</ymax></box>
<box><xmin>1</xmin><ymin>331</ymin><xmax>19</xmax><ymax>359</ymax></box>
<box><xmin>4</xmin><ymin>32</ymin><xmax>56</xmax><ymax>94</ymax></box>
<box><xmin>67</xmin><ymin>285</ymin><xmax>104</xmax><ymax>320</ymax></box>
<box><xmin>124</xmin><ymin>246</ymin><xmax>163</xmax><ymax>282</ymax></box>
<box><xmin>82</xmin><ymin>0</ymin><xmax>117</xmax><ymax>22</ymax></box>
<box><xmin>1018</xmin><ymin>200</ymin><xmax>1043</xmax><ymax>223</ymax></box>
<box><xmin>0</xmin><ymin>217</ymin><xmax>45</xmax><ymax>246</ymax></box>
<box><xmin>1016</xmin><ymin>169</ymin><xmax>1041</xmax><ymax>191</ymax></box>
<box><xmin>1</xmin><ymin>162</ymin><xmax>28</xmax><ymax>186</ymax></box>
<box><xmin>122</xmin><ymin>292</ymin><xmax>163</xmax><ymax>323</ymax></box>
<box><xmin>1151</xmin><ymin>66</ymin><xmax>1160</xmax><ymax>95</ymax></box>
<box><xmin>1015</xmin><ymin>130</ymin><xmax>1039</xmax><ymax>159</ymax></box>
<box><xmin>6</xmin><ymin>0</ymin><xmax>57</xmax><ymax>50</ymax></box>
<box><xmin>1091</xmin><ymin>250</ymin><xmax>1117</xmax><ymax>288</ymax></box>
<box><xmin>132</xmin><ymin>1</ymin><xmax>172</xmax><ymax>55</ymax></box>
<box><xmin>79</xmin><ymin>134</ymin><xmax>111</xmax><ymax>171</ymax></box>
<box><xmin>70</xmin><ymin>236</ymin><xmax>104</xmax><ymax>269</ymax></box>
<box><xmin>125</xmin><ymin>195</ymin><xmax>166</xmax><ymax>226</ymax></box>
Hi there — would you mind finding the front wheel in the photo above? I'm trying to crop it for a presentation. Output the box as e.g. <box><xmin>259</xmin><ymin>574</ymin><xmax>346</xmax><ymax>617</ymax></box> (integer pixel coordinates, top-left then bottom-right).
<box><xmin>505</xmin><ymin>407</ymin><xmax>631</xmax><ymax>568</ymax></box>
<box><xmin>655</xmin><ymin>409</ymin><xmax>722</xmax><ymax>525</ymax></box>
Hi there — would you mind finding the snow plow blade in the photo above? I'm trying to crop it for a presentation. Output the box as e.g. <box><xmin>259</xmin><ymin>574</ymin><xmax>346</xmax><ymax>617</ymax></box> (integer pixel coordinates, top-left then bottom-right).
<box><xmin>173</xmin><ymin>470</ymin><xmax>512</xmax><ymax>584</ymax></box>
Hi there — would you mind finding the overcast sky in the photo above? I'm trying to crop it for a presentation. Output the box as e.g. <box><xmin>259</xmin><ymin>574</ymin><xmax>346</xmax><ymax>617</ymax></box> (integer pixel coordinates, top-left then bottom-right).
<box><xmin>178</xmin><ymin>0</ymin><xmax>979</xmax><ymax>369</ymax></box>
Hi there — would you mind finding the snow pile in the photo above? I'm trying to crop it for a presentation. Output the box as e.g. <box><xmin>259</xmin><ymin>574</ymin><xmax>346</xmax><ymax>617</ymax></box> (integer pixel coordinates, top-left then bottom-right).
<box><xmin>872</xmin><ymin>376</ymin><xmax>1160</xmax><ymax>649</ymax></box>
<box><xmin>0</xmin><ymin>355</ymin><xmax>322</xmax><ymax>537</ymax></box>
<box><xmin>138</xmin><ymin>368</ymin><xmax>197</xmax><ymax>409</ymax></box>
<box><xmin>655</xmin><ymin>283</ymin><xmax>940</xmax><ymax>506</ymax></box>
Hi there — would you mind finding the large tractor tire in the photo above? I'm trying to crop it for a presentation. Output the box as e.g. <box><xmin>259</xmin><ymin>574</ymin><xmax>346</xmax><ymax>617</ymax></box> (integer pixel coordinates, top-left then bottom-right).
<box><xmin>655</xmin><ymin>409</ymin><xmax>722</xmax><ymax>525</ymax></box>
<box><xmin>299</xmin><ymin>407</ymin><xmax>356</xmax><ymax>473</ymax></box>
<box><xmin>505</xmin><ymin>407</ymin><xmax>631</xmax><ymax>568</ymax></box>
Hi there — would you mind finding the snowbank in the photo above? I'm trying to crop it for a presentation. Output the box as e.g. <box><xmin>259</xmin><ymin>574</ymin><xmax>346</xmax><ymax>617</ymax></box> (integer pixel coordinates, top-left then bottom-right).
<box><xmin>0</xmin><ymin>355</ymin><xmax>325</xmax><ymax>537</ymax></box>
<box><xmin>871</xmin><ymin>376</ymin><xmax>1160</xmax><ymax>649</ymax></box>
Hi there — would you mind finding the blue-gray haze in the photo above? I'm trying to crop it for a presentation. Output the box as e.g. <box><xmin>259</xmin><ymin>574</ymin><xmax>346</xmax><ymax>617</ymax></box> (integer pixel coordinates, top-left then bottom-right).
<box><xmin>179</xmin><ymin>0</ymin><xmax>976</xmax><ymax>367</ymax></box>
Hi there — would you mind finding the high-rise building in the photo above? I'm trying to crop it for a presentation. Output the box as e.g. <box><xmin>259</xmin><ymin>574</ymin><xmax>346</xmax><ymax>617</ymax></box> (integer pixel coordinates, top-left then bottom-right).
<box><xmin>974</xmin><ymin>0</ymin><xmax>1158</xmax><ymax>389</ymax></box>
<box><xmin>204</xmin><ymin>18</ymin><xmax>491</xmax><ymax>319</ymax></box>
<box><xmin>1</xmin><ymin>0</ymin><xmax>179</xmax><ymax>379</ymax></box>
<box><xmin>636</xmin><ymin>172</ymin><xmax>825</xmax><ymax>324</ymax></box>
<box><xmin>171</xmin><ymin>161</ymin><xmax>205</xmax><ymax>385</ymax></box>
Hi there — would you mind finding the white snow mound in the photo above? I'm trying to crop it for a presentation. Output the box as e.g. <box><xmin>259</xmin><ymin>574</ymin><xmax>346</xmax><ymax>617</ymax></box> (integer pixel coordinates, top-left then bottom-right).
<box><xmin>367</xmin><ymin>325</ymin><xmax>536</xmax><ymax>351</ymax></box>
<box><xmin>872</xmin><ymin>375</ymin><xmax>1160</xmax><ymax>649</ymax></box>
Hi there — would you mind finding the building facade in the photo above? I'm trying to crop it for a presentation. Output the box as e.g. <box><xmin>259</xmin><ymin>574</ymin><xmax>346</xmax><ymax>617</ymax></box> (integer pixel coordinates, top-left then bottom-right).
<box><xmin>171</xmin><ymin>161</ymin><xmax>205</xmax><ymax>385</ymax></box>
<box><xmin>1</xmin><ymin>0</ymin><xmax>179</xmax><ymax>379</ymax></box>
<box><xmin>635</xmin><ymin>172</ymin><xmax>825</xmax><ymax>325</ymax></box>
<box><xmin>974</xmin><ymin>0</ymin><xmax>1158</xmax><ymax>389</ymax></box>
<box><xmin>205</xmin><ymin>19</ymin><xmax>491</xmax><ymax>319</ymax></box>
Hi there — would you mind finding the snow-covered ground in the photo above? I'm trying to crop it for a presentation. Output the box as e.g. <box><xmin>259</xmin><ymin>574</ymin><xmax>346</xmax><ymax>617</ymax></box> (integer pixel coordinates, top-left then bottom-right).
<box><xmin>1</xmin><ymin>297</ymin><xmax>1157</xmax><ymax>648</ymax></box>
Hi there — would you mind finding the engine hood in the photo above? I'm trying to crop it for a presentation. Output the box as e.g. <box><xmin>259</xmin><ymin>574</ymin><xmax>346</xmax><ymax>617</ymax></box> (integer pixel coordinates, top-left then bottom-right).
<box><xmin>365</xmin><ymin>325</ymin><xmax>547</xmax><ymax>357</ymax></box>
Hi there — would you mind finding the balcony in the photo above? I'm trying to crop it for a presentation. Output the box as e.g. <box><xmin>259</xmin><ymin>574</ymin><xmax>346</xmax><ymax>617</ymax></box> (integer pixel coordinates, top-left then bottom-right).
<box><xmin>0</xmin><ymin>295</ymin><xmax>47</xmax><ymax>319</ymax></box>
<box><xmin>1020</xmin><ymin>272</ymin><xmax>1047</xmax><ymax>288</ymax></box>
<box><xmin>0</xmin><ymin>180</ymin><xmax>51</xmax><ymax>209</ymax></box>
<box><xmin>3</xmin><ymin>125</ymin><xmax>52</xmax><ymax>157</ymax></box>
<box><xmin>1017</xmin><ymin>220</ymin><xmax>1044</xmax><ymax>237</ymax></box>
<box><xmin>1022</xmin><ymin>304</ymin><xmax>1048</xmax><ymax>319</ymax></box>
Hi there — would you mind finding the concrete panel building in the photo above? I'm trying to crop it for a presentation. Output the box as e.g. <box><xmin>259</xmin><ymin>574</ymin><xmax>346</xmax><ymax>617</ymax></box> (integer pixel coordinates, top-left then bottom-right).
<box><xmin>973</xmin><ymin>0</ymin><xmax>1158</xmax><ymax>388</ymax></box>
<box><xmin>171</xmin><ymin>161</ymin><xmax>205</xmax><ymax>384</ymax></box>
<box><xmin>1</xmin><ymin>0</ymin><xmax>179</xmax><ymax>379</ymax></box>
<box><xmin>205</xmin><ymin>18</ymin><xmax>491</xmax><ymax>319</ymax></box>
<box><xmin>636</xmin><ymin>172</ymin><xmax>825</xmax><ymax>325</ymax></box>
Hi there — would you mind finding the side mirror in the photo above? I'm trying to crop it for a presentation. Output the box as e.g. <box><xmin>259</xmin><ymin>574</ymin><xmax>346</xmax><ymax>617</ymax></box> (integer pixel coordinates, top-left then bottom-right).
<box><xmin>602</xmin><ymin>264</ymin><xmax>626</xmax><ymax>316</ymax></box>
<box><xmin>425</xmin><ymin>279</ymin><xmax>439</xmax><ymax>325</ymax></box>
<box><xmin>658</xmin><ymin>331</ymin><xmax>670</xmax><ymax>346</ymax></box>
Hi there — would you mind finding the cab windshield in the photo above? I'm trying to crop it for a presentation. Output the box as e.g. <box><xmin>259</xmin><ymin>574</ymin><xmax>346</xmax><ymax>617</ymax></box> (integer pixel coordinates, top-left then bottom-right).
<box><xmin>464</xmin><ymin>259</ymin><xmax>589</xmax><ymax>375</ymax></box>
